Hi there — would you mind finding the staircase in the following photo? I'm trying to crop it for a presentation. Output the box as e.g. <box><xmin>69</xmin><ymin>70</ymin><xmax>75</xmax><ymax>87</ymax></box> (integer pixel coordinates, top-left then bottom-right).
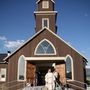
<box><xmin>66</xmin><ymin>79</ymin><xmax>87</xmax><ymax>90</ymax></box>
<box><xmin>0</xmin><ymin>79</ymin><xmax>88</xmax><ymax>90</ymax></box>
<box><xmin>23</xmin><ymin>86</ymin><xmax>47</xmax><ymax>90</ymax></box>
<box><xmin>0</xmin><ymin>80</ymin><xmax>26</xmax><ymax>90</ymax></box>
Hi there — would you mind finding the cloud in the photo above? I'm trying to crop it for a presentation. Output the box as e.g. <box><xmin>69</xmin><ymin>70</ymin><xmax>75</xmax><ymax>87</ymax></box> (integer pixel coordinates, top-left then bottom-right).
<box><xmin>0</xmin><ymin>36</ymin><xmax>7</xmax><ymax>41</ymax></box>
<box><xmin>0</xmin><ymin>35</ymin><xmax>25</xmax><ymax>52</ymax></box>
<box><xmin>4</xmin><ymin>40</ymin><xmax>25</xmax><ymax>49</ymax></box>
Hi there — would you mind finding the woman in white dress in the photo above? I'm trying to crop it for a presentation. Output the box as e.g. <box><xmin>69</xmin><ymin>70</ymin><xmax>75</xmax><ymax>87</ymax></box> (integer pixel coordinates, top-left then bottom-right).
<box><xmin>45</xmin><ymin>69</ymin><xmax>55</xmax><ymax>90</ymax></box>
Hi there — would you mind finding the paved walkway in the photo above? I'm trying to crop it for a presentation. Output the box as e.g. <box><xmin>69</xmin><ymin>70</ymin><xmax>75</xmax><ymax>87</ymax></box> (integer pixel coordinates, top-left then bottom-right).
<box><xmin>87</xmin><ymin>87</ymin><xmax>90</xmax><ymax>90</ymax></box>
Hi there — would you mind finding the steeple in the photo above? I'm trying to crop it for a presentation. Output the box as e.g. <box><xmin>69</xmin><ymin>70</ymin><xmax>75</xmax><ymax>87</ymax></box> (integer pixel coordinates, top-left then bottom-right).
<box><xmin>34</xmin><ymin>0</ymin><xmax>57</xmax><ymax>33</ymax></box>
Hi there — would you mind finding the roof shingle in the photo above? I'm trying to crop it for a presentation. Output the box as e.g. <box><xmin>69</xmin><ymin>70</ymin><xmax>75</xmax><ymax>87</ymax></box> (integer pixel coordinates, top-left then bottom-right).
<box><xmin>0</xmin><ymin>54</ymin><xmax>7</xmax><ymax>63</ymax></box>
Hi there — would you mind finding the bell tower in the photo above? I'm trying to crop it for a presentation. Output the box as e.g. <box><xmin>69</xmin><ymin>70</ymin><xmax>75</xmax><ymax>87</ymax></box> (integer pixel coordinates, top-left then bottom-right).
<box><xmin>34</xmin><ymin>0</ymin><xmax>57</xmax><ymax>33</ymax></box>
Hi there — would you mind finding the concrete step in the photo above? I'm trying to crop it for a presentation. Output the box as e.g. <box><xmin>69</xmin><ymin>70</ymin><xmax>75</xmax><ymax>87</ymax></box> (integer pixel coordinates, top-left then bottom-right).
<box><xmin>23</xmin><ymin>86</ymin><xmax>74</xmax><ymax>90</ymax></box>
<box><xmin>87</xmin><ymin>87</ymin><xmax>90</xmax><ymax>90</ymax></box>
<box><xmin>23</xmin><ymin>86</ymin><xmax>45</xmax><ymax>90</ymax></box>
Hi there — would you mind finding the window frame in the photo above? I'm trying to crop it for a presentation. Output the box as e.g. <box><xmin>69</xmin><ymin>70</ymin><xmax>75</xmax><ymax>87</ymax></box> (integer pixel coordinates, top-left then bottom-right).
<box><xmin>34</xmin><ymin>39</ymin><xmax>56</xmax><ymax>55</ymax></box>
<box><xmin>17</xmin><ymin>55</ymin><xmax>26</xmax><ymax>82</ymax></box>
<box><xmin>42</xmin><ymin>18</ymin><xmax>49</xmax><ymax>28</ymax></box>
<box><xmin>0</xmin><ymin>68</ymin><xmax>6</xmax><ymax>82</ymax></box>
<box><xmin>65</xmin><ymin>55</ymin><xmax>74</xmax><ymax>81</ymax></box>
<box><xmin>42</xmin><ymin>1</ymin><xmax>49</xmax><ymax>9</ymax></box>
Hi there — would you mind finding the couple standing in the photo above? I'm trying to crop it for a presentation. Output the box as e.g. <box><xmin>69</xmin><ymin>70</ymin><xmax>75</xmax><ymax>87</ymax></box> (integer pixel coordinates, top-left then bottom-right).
<box><xmin>45</xmin><ymin>68</ymin><xmax>59</xmax><ymax>90</ymax></box>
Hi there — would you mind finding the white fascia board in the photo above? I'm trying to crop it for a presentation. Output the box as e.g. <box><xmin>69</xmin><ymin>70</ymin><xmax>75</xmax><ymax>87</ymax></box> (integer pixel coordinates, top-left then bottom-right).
<box><xmin>36</xmin><ymin>0</ymin><xmax>55</xmax><ymax>4</ymax></box>
<box><xmin>4</xmin><ymin>27</ymin><xmax>87</xmax><ymax>61</ymax></box>
<box><xmin>25</xmin><ymin>57</ymin><xmax>65</xmax><ymax>61</ymax></box>
<box><xmin>3</xmin><ymin>28</ymin><xmax>46</xmax><ymax>61</ymax></box>
<box><xmin>45</xmin><ymin>27</ymin><xmax>87</xmax><ymax>60</ymax></box>
<box><xmin>34</xmin><ymin>11</ymin><xmax>57</xmax><ymax>14</ymax></box>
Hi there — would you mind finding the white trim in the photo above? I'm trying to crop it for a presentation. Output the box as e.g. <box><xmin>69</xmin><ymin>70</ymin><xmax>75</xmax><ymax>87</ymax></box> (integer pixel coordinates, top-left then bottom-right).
<box><xmin>34</xmin><ymin>11</ymin><xmax>57</xmax><ymax>14</ymax></box>
<box><xmin>4</xmin><ymin>27</ymin><xmax>87</xmax><ymax>61</ymax></box>
<box><xmin>34</xmin><ymin>39</ymin><xmax>56</xmax><ymax>55</ymax></box>
<box><xmin>42</xmin><ymin>1</ymin><xmax>49</xmax><ymax>9</ymax></box>
<box><xmin>17</xmin><ymin>55</ymin><xmax>26</xmax><ymax>82</ymax></box>
<box><xmin>42</xmin><ymin>18</ymin><xmax>49</xmax><ymax>29</ymax></box>
<box><xmin>44</xmin><ymin>27</ymin><xmax>87</xmax><ymax>60</ymax></box>
<box><xmin>4</xmin><ymin>28</ymin><xmax>46</xmax><ymax>61</ymax></box>
<box><xmin>65</xmin><ymin>55</ymin><xmax>74</xmax><ymax>81</ymax></box>
<box><xmin>36</xmin><ymin>0</ymin><xmax>55</xmax><ymax>4</ymax></box>
<box><xmin>35</xmin><ymin>13</ymin><xmax>56</xmax><ymax>15</ymax></box>
<box><xmin>25</xmin><ymin>57</ymin><xmax>66</xmax><ymax>61</ymax></box>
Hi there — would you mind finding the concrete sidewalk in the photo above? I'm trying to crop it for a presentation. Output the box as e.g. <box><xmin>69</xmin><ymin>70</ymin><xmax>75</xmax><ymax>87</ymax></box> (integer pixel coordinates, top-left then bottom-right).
<box><xmin>87</xmin><ymin>87</ymin><xmax>90</xmax><ymax>90</ymax></box>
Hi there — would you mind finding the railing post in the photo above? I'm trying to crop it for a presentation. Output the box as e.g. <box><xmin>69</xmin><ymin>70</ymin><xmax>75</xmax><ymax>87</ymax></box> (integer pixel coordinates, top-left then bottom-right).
<box><xmin>24</xmin><ymin>81</ymin><xmax>26</xmax><ymax>90</ymax></box>
<box><xmin>2</xmin><ymin>84</ymin><xmax>4</xmax><ymax>90</ymax></box>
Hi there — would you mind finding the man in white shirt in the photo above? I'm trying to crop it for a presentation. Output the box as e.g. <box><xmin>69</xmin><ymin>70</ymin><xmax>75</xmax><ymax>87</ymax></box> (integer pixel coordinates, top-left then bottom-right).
<box><xmin>45</xmin><ymin>69</ymin><xmax>55</xmax><ymax>90</ymax></box>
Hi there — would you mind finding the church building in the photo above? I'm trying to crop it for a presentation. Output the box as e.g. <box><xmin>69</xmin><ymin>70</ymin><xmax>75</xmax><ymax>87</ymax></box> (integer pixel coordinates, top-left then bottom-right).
<box><xmin>0</xmin><ymin>0</ymin><xmax>87</xmax><ymax>90</ymax></box>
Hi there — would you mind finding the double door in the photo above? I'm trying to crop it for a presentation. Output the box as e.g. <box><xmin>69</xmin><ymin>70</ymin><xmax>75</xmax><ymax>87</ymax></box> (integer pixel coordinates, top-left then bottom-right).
<box><xmin>26</xmin><ymin>61</ymin><xmax>66</xmax><ymax>86</ymax></box>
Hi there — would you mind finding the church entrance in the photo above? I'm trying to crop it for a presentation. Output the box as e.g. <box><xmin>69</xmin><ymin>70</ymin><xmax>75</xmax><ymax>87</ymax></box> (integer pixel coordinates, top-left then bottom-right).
<box><xmin>26</xmin><ymin>60</ymin><xmax>54</xmax><ymax>86</ymax></box>
<box><xmin>26</xmin><ymin>57</ymin><xmax>66</xmax><ymax>86</ymax></box>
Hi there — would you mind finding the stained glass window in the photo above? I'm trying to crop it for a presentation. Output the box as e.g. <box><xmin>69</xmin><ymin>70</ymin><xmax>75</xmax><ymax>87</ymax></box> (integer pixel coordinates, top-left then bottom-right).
<box><xmin>35</xmin><ymin>39</ymin><xmax>56</xmax><ymax>55</ymax></box>
<box><xmin>66</xmin><ymin>56</ymin><xmax>73</xmax><ymax>80</ymax></box>
<box><xmin>18</xmin><ymin>55</ymin><xmax>26</xmax><ymax>80</ymax></box>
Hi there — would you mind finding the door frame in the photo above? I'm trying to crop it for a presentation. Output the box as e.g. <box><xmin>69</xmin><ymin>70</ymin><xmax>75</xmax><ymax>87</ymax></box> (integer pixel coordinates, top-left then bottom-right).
<box><xmin>25</xmin><ymin>56</ymin><xmax>66</xmax><ymax>85</ymax></box>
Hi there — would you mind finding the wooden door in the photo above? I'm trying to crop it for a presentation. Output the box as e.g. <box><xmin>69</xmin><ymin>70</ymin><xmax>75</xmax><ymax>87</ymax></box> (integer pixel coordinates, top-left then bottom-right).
<box><xmin>26</xmin><ymin>62</ymin><xmax>36</xmax><ymax>85</ymax></box>
<box><xmin>55</xmin><ymin>64</ymin><xmax>66</xmax><ymax>85</ymax></box>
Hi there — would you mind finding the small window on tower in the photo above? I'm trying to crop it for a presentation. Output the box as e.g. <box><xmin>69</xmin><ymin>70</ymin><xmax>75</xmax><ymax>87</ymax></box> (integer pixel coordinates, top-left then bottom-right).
<box><xmin>42</xmin><ymin>1</ymin><xmax>49</xmax><ymax>9</ymax></box>
<box><xmin>42</xmin><ymin>18</ymin><xmax>49</xmax><ymax>28</ymax></box>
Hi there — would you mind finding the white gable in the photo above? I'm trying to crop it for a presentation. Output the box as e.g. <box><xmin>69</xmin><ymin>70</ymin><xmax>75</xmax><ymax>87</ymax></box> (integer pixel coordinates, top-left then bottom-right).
<box><xmin>36</xmin><ymin>0</ymin><xmax>55</xmax><ymax>4</ymax></box>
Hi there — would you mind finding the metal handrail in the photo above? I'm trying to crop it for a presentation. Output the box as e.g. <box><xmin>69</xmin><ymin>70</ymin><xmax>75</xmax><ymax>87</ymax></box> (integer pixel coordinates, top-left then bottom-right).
<box><xmin>66</xmin><ymin>78</ymin><xmax>87</xmax><ymax>86</ymax></box>
<box><xmin>55</xmin><ymin>81</ymin><xmax>62</xmax><ymax>90</ymax></box>
<box><xmin>66</xmin><ymin>78</ymin><xmax>87</xmax><ymax>90</ymax></box>
<box><xmin>66</xmin><ymin>82</ymin><xmax>86</xmax><ymax>90</ymax></box>
<box><xmin>2</xmin><ymin>81</ymin><xmax>26</xmax><ymax>90</ymax></box>
<box><xmin>2</xmin><ymin>80</ymin><xmax>17</xmax><ymax>86</ymax></box>
<box><xmin>74</xmin><ymin>80</ymin><xmax>87</xmax><ymax>86</ymax></box>
<box><xmin>51</xmin><ymin>79</ymin><xmax>87</xmax><ymax>90</ymax></box>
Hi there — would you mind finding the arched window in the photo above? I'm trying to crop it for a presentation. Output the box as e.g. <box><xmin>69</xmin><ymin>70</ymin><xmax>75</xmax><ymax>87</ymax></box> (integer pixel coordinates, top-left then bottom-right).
<box><xmin>66</xmin><ymin>55</ymin><xmax>74</xmax><ymax>80</ymax></box>
<box><xmin>18</xmin><ymin>55</ymin><xmax>26</xmax><ymax>81</ymax></box>
<box><xmin>35</xmin><ymin>39</ymin><xmax>56</xmax><ymax>55</ymax></box>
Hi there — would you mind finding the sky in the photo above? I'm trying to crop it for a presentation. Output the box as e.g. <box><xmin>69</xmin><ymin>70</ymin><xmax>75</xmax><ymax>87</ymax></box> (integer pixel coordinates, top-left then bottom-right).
<box><xmin>0</xmin><ymin>0</ymin><xmax>90</xmax><ymax>66</ymax></box>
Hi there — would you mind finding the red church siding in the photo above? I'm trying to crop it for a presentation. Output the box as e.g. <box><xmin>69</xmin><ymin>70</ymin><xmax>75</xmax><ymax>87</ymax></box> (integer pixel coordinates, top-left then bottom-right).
<box><xmin>35</xmin><ymin>13</ymin><xmax>57</xmax><ymax>33</ymax></box>
<box><xmin>7</xmin><ymin>29</ymin><xmax>85</xmax><ymax>84</ymax></box>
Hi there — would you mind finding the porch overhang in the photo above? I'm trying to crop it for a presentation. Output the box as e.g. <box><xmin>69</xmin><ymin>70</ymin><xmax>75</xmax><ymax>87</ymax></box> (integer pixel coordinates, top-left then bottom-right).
<box><xmin>24</xmin><ymin>57</ymin><xmax>66</xmax><ymax>61</ymax></box>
